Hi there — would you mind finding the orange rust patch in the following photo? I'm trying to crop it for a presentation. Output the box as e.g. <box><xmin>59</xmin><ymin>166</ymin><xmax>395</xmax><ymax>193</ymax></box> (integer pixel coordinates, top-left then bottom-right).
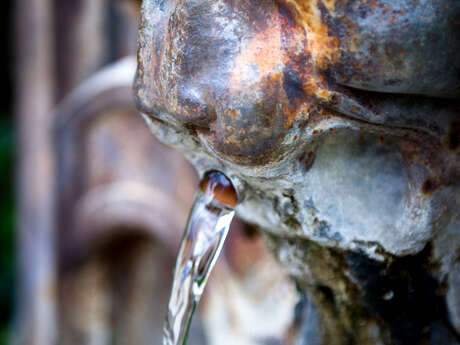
<box><xmin>232</xmin><ymin>2</ymin><xmax>335</xmax><ymax>108</ymax></box>
<box><xmin>302</xmin><ymin>75</ymin><xmax>333</xmax><ymax>101</ymax></box>
<box><xmin>230</xmin><ymin>16</ymin><xmax>282</xmax><ymax>90</ymax></box>
<box><xmin>285</xmin><ymin>0</ymin><xmax>340</xmax><ymax>70</ymax></box>
<box><xmin>421</xmin><ymin>179</ymin><xmax>438</xmax><ymax>196</ymax></box>
<box><xmin>283</xmin><ymin>104</ymin><xmax>298</xmax><ymax>129</ymax></box>
<box><xmin>321</xmin><ymin>0</ymin><xmax>337</xmax><ymax>12</ymax></box>
<box><xmin>227</xmin><ymin>108</ymin><xmax>239</xmax><ymax>118</ymax></box>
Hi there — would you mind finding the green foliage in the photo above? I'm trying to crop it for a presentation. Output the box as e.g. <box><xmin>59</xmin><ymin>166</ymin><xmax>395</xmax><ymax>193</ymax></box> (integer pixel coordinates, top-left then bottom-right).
<box><xmin>0</xmin><ymin>119</ymin><xmax>14</xmax><ymax>344</ymax></box>
<box><xmin>0</xmin><ymin>326</ymin><xmax>9</xmax><ymax>345</ymax></box>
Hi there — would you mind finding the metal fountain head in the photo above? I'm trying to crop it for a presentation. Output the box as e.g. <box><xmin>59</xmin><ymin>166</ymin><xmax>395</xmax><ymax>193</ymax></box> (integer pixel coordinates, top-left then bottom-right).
<box><xmin>134</xmin><ymin>0</ymin><xmax>460</xmax><ymax>344</ymax></box>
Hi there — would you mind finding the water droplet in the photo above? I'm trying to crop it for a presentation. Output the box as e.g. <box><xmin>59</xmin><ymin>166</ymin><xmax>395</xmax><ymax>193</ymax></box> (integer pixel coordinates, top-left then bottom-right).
<box><xmin>199</xmin><ymin>170</ymin><xmax>238</xmax><ymax>208</ymax></box>
<box><xmin>382</xmin><ymin>290</ymin><xmax>394</xmax><ymax>301</ymax></box>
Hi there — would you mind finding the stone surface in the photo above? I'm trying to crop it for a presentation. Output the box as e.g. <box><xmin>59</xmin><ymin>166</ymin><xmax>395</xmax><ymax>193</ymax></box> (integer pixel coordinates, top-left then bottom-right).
<box><xmin>135</xmin><ymin>0</ymin><xmax>460</xmax><ymax>344</ymax></box>
<box><xmin>201</xmin><ymin>219</ymin><xmax>298</xmax><ymax>345</ymax></box>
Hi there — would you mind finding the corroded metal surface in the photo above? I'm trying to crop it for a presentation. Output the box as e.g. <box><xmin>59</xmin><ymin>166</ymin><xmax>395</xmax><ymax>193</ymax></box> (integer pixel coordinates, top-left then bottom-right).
<box><xmin>135</xmin><ymin>1</ymin><xmax>460</xmax><ymax>344</ymax></box>
<box><xmin>135</xmin><ymin>0</ymin><xmax>460</xmax><ymax>166</ymax></box>
<box><xmin>135</xmin><ymin>0</ymin><xmax>460</xmax><ymax>259</ymax></box>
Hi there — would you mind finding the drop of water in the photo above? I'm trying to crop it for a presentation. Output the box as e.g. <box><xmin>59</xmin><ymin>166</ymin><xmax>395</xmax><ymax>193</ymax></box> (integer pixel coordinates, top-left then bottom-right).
<box><xmin>382</xmin><ymin>290</ymin><xmax>394</xmax><ymax>301</ymax></box>
<box><xmin>163</xmin><ymin>171</ymin><xmax>238</xmax><ymax>345</ymax></box>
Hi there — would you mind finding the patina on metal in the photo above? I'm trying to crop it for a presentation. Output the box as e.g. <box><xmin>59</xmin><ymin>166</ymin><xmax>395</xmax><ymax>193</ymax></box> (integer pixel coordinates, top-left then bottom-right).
<box><xmin>135</xmin><ymin>1</ymin><xmax>460</xmax><ymax>344</ymax></box>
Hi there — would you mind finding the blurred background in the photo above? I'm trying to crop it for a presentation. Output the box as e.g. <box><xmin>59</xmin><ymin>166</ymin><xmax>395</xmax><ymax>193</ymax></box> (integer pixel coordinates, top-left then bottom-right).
<box><xmin>1</xmin><ymin>0</ymin><xmax>15</xmax><ymax>343</ymax></box>
<box><xmin>4</xmin><ymin>1</ymin><xmax>299</xmax><ymax>345</ymax></box>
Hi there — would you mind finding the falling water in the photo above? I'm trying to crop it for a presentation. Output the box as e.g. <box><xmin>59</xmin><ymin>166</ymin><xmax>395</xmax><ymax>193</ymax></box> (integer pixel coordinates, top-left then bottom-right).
<box><xmin>163</xmin><ymin>171</ymin><xmax>238</xmax><ymax>345</ymax></box>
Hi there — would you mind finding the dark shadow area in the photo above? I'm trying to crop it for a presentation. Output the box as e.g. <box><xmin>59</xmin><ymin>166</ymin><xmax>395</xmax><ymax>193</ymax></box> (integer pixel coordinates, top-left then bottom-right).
<box><xmin>0</xmin><ymin>0</ymin><xmax>14</xmax><ymax>344</ymax></box>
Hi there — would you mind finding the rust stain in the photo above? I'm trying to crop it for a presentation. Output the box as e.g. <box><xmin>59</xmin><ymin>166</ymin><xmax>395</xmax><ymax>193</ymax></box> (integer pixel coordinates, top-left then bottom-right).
<box><xmin>321</xmin><ymin>0</ymin><xmax>337</xmax><ymax>12</ymax></box>
<box><xmin>227</xmin><ymin>108</ymin><xmax>239</xmax><ymax>119</ymax></box>
<box><xmin>230</xmin><ymin>0</ymin><xmax>337</xmax><ymax>117</ymax></box>
<box><xmin>304</xmin><ymin>150</ymin><xmax>316</xmax><ymax>170</ymax></box>
<box><xmin>230</xmin><ymin>16</ymin><xmax>282</xmax><ymax>90</ymax></box>
<box><xmin>285</xmin><ymin>0</ymin><xmax>340</xmax><ymax>70</ymax></box>
<box><xmin>421</xmin><ymin>178</ymin><xmax>438</xmax><ymax>195</ymax></box>
<box><xmin>301</xmin><ymin>74</ymin><xmax>333</xmax><ymax>102</ymax></box>
<box><xmin>283</xmin><ymin>104</ymin><xmax>298</xmax><ymax>129</ymax></box>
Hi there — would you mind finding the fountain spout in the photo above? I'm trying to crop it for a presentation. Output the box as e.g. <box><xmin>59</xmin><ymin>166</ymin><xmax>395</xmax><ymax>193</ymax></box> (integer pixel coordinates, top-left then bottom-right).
<box><xmin>135</xmin><ymin>1</ymin><xmax>460</xmax><ymax>344</ymax></box>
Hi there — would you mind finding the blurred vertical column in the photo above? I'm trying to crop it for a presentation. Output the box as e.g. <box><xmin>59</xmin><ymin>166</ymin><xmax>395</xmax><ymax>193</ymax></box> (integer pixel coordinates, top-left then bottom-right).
<box><xmin>54</xmin><ymin>0</ymin><xmax>110</xmax><ymax>100</ymax></box>
<box><xmin>53</xmin><ymin>0</ymin><xmax>140</xmax><ymax>101</ymax></box>
<box><xmin>14</xmin><ymin>0</ymin><xmax>57</xmax><ymax>344</ymax></box>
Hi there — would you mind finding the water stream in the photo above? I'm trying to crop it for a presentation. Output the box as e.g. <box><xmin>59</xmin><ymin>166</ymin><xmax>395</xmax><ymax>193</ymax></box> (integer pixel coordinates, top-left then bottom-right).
<box><xmin>163</xmin><ymin>171</ymin><xmax>238</xmax><ymax>345</ymax></box>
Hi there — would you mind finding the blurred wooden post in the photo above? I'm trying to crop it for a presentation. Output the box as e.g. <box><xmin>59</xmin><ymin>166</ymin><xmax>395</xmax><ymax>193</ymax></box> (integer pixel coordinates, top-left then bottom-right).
<box><xmin>54</xmin><ymin>0</ymin><xmax>110</xmax><ymax>100</ymax></box>
<box><xmin>14</xmin><ymin>0</ymin><xmax>57</xmax><ymax>344</ymax></box>
<box><xmin>53</xmin><ymin>0</ymin><xmax>140</xmax><ymax>101</ymax></box>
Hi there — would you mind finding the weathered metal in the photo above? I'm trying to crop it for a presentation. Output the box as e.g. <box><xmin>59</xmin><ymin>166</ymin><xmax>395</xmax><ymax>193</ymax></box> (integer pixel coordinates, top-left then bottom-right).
<box><xmin>135</xmin><ymin>0</ymin><xmax>460</xmax><ymax>165</ymax></box>
<box><xmin>135</xmin><ymin>1</ymin><xmax>460</xmax><ymax>344</ymax></box>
